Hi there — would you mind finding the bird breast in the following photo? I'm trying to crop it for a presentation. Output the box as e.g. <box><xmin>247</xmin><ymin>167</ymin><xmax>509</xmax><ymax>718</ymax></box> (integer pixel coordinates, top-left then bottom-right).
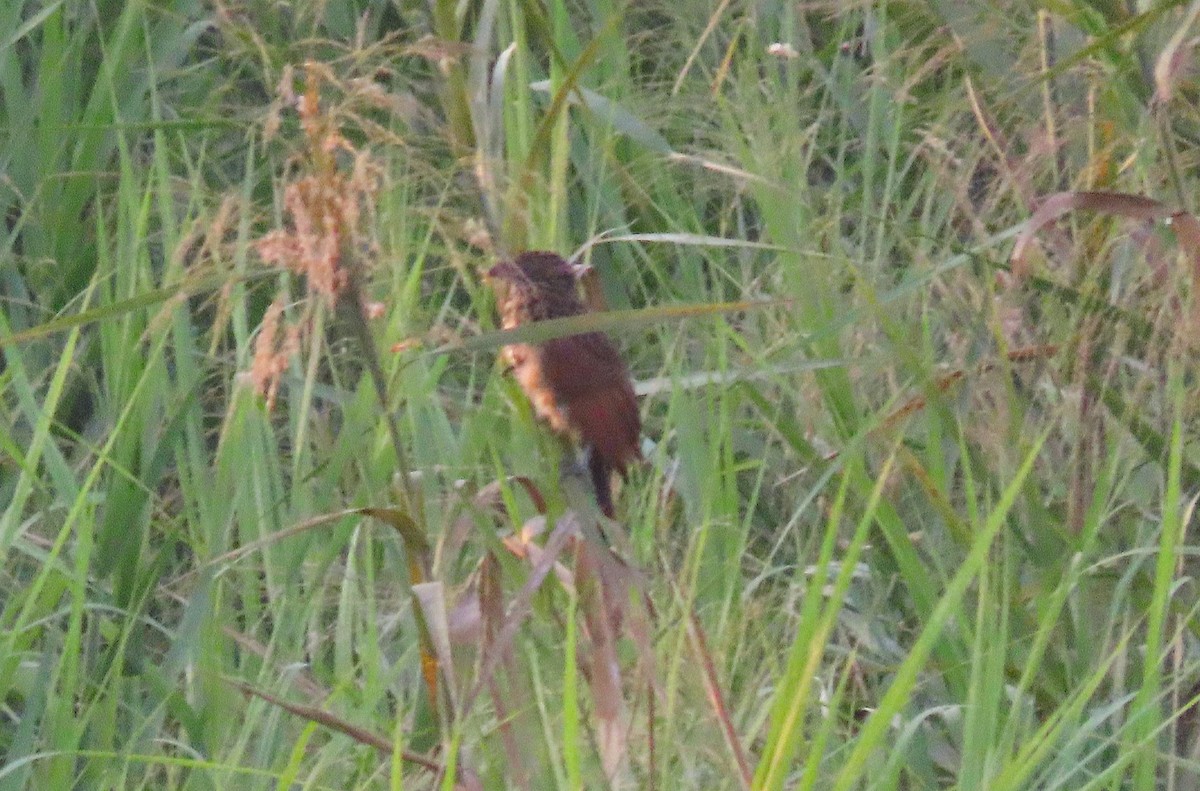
<box><xmin>505</xmin><ymin>343</ymin><xmax>573</xmax><ymax>435</ymax></box>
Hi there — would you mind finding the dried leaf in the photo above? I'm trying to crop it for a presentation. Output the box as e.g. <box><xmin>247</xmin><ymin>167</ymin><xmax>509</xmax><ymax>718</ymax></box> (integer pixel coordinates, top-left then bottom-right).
<box><xmin>1010</xmin><ymin>191</ymin><xmax>1171</xmax><ymax>277</ymax></box>
<box><xmin>1169</xmin><ymin>211</ymin><xmax>1200</xmax><ymax>331</ymax></box>
<box><xmin>459</xmin><ymin>514</ymin><xmax>578</xmax><ymax>717</ymax></box>
<box><xmin>576</xmin><ymin>543</ymin><xmax>629</xmax><ymax>782</ymax></box>
<box><xmin>446</xmin><ymin>579</ymin><xmax>482</xmax><ymax>646</ymax></box>
<box><xmin>232</xmin><ymin>680</ymin><xmax>449</xmax><ymax>777</ymax></box>
<box><xmin>1154</xmin><ymin>3</ymin><xmax>1200</xmax><ymax>104</ymax></box>
<box><xmin>412</xmin><ymin>582</ymin><xmax>457</xmax><ymax>709</ymax></box>
<box><xmin>476</xmin><ymin>554</ymin><xmax>536</xmax><ymax>789</ymax></box>
<box><xmin>686</xmin><ymin>610</ymin><xmax>753</xmax><ymax>790</ymax></box>
<box><xmin>475</xmin><ymin>476</ymin><xmax>549</xmax><ymax>515</ymax></box>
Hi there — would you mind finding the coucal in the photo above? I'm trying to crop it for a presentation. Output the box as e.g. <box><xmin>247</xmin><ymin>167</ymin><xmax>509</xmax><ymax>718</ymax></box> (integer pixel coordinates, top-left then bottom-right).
<box><xmin>488</xmin><ymin>251</ymin><xmax>641</xmax><ymax>518</ymax></box>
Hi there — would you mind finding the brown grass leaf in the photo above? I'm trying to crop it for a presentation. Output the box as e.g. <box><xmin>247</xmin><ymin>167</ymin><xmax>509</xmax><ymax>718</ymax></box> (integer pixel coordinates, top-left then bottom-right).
<box><xmin>458</xmin><ymin>514</ymin><xmax>578</xmax><ymax>718</ymax></box>
<box><xmin>575</xmin><ymin>541</ymin><xmax>631</xmax><ymax>782</ymax></box>
<box><xmin>1154</xmin><ymin>3</ymin><xmax>1200</xmax><ymax>104</ymax></box>
<box><xmin>231</xmin><ymin>680</ymin><xmax>468</xmax><ymax>783</ymax></box>
<box><xmin>1010</xmin><ymin>191</ymin><xmax>1171</xmax><ymax>278</ymax></box>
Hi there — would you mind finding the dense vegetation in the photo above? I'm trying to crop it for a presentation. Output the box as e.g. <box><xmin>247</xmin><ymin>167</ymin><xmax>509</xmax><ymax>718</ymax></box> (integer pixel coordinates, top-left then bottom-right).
<box><xmin>4</xmin><ymin>1</ymin><xmax>1200</xmax><ymax>788</ymax></box>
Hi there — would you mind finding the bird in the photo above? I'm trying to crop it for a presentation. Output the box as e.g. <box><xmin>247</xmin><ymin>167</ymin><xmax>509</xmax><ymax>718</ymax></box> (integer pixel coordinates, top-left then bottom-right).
<box><xmin>487</xmin><ymin>251</ymin><xmax>641</xmax><ymax>518</ymax></box>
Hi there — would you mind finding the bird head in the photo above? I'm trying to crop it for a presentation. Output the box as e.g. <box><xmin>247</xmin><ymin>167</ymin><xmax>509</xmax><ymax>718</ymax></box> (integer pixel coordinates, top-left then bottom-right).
<box><xmin>487</xmin><ymin>251</ymin><xmax>577</xmax><ymax>296</ymax></box>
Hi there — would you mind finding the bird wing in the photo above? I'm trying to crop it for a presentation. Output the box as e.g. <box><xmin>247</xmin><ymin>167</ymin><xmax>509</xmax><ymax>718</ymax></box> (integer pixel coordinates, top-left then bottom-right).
<box><xmin>539</xmin><ymin>333</ymin><xmax>641</xmax><ymax>474</ymax></box>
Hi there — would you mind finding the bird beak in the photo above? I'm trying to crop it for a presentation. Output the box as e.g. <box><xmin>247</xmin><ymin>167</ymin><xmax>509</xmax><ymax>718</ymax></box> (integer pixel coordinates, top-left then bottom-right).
<box><xmin>486</xmin><ymin>261</ymin><xmax>520</xmax><ymax>280</ymax></box>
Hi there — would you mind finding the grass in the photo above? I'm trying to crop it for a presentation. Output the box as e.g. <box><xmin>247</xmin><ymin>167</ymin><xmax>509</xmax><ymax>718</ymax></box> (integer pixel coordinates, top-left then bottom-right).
<box><xmin>4</xmin><ymin>0</ymin><xmax>1200</xmax><ymax>788</ymax></box>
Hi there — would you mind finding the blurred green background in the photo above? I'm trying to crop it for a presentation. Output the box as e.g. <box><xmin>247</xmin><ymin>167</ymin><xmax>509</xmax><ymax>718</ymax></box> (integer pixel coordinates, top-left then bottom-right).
<box><xmin>4</xmin><ymin>1</ymin><xmax>1200</xmax><ymax>788</ymax></box>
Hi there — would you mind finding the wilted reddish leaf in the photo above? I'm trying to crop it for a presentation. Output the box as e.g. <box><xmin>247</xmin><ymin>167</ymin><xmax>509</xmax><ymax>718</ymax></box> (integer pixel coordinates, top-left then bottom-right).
<box><xmin>1010</xmin><ymin>191</ymin><xmax>1171</xmax><ymax>277</ymax></box>
<box><xmin>447</xmin><ymin>580</ymin><xmax>482</xmax><ymax>646</ymax></box>
<box><xmin>576</xmin><ymin>542</ymin><xmax>630</xmax><ymax>782</ymax></box>
<box><xmin>232</xmin><ymin>680</ymin><xmax>452</xmax><ymax>780</ymax></box>
<box><xmin>686</xmin><ymin>610</ymin><xmax>753</xmax><ymax>790</ymax></box>
<box><xmin>1169</xmin><ymin>212</ymin><xmax>1200</xmax><ymax>330</ymax></box>
<box><xmin>500</xmin><ymin>515</ymin><xmax>544</xmax><ymax>559</ymax></box>
<box><xmin>459</xmin><ymin>514</ymin><xmax>577</xmax><ymax>717</ymax></box>
<box><xmin>479</xmin><ymin>554</ymin><xmax>504</xmax><ymax>648</ymax></box>
<box><xmin>475</xmin><ymin>476</ymin><xmax>549</xmax><ymax>515</ymax></box>
<box><xmin>412</xmin><ymin>581</ymin><xmax>457</xmax><ymax>706</ymax></box>
<box><xmin>506</xmin><ymin>515</ymin><xmax>577</xmax><ymax>589</ymax></box>
<box><xmin>442</xmin><ymin>477</ymin><xmax>548</xmax><ymax>570</ymax></box>
<box><xmin>1010</xmin><ymin>191</ymin><xmax>1200</xmax><ymax>336</ymax></box>
<box><xmin>474</xmin><ymin>555</ymin><xmax>536</xmax><ymax>788</ymax></box>
<box><xmin>1154</xmin><ymin>4</ymin><xmax>1200</xmax><ymax>104</ymax></box>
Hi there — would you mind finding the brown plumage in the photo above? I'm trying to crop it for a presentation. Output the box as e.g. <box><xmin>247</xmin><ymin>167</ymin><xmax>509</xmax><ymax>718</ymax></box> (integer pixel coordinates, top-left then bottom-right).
<box><xmin>488</xmin><ymin>251</ymin><xmax>641</xmax><ymax>517</ymax></box>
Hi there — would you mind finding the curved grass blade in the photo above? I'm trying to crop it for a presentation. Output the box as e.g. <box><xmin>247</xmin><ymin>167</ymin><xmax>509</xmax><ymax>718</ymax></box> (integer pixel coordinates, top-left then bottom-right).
<box><xmin>443</xmin><ymin>298</ymin><xmax>790</xmax><ymax>355</ymax></box>
<box><xmin>529</xmin><ymin>80</ymin><xmax>674</xmax><ymax>155</ymax></box>
<box><xmin>0</xmin><ymin>270</ymin><xmax>274</xmax><ymax>350</ymax></box>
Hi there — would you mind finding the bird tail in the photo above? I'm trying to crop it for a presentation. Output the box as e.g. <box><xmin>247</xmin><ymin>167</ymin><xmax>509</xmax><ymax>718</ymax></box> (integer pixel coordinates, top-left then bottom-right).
<box><xmin>586</xmin><ymin>445</ymin><xmax>616</xmax><ymax>518</ymax></box>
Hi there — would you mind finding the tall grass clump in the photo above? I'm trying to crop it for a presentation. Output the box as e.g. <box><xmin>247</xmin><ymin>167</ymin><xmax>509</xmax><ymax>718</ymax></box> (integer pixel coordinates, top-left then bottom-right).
<box><xmin>4</xmin><ymin>0</ymin><xmax>1200</xmax><ymax>788</ymax></box>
